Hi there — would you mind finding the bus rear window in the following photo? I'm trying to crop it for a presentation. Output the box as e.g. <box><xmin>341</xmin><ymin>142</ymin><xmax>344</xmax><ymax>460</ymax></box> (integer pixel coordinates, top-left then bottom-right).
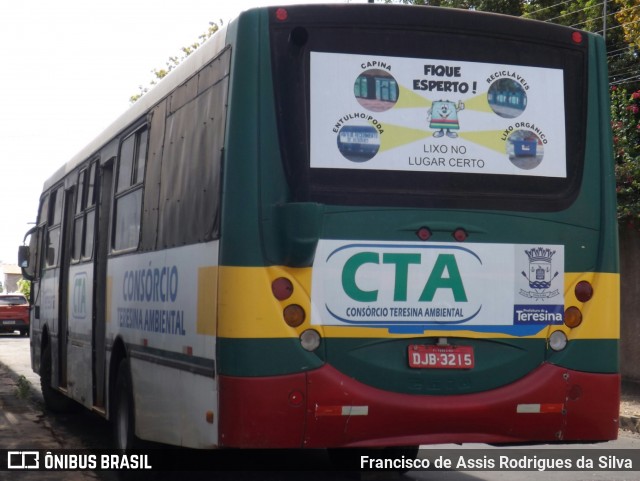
<box><xmin>270</xmin><ymin>6</ymin><xmax>587</xmax><ymax>211</ymax></box>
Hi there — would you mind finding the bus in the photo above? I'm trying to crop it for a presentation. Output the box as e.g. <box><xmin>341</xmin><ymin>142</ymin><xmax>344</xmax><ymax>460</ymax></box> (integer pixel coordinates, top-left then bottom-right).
<box><xmin>19</xmin><ymin>4</ymin><xmax>619</xmax><ymax>453</ymax></box>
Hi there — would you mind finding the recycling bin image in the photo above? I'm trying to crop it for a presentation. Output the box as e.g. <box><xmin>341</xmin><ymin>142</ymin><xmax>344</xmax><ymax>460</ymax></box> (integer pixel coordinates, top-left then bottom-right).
<box><xmin>513</xmin><ymin>139</ymin><xmax>538</xmax><ymax>157</ymax></box>
<box><xmin>507</xmin><ymin>130</ymin><xmax>544</xmax><ymax>170</ymax></box>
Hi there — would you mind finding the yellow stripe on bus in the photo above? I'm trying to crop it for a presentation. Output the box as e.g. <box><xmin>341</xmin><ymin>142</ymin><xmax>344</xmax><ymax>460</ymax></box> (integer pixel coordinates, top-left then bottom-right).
<box><xmin>197</xmin><ymin>266</ymin><xmax>218</xmax><ymax>336</ymax></box>
<box><xmin>217</xmin><ymin>266</ymin><xmax>619</xmax><ymax>340</ymax></box>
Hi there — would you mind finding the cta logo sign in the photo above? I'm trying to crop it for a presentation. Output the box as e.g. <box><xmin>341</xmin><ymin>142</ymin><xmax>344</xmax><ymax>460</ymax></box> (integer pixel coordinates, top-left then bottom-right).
<box><xmin>312</xmin><ymin>240</ymin><xmax>489</xmax><ymax>333</ymax></box>
<box><xmin>311</xmin><ymin>240</ymin><xmax>564</xmax><ymax>334</ymax></box>
<box><xmin>341</xmin><ymin>250</ymin><xmax>470</xmax><ymax>304</ymax></box>
<box><xmin>71</xmin><ymin>272</ymin><xmax>88</xmax><ymax>320</ymax></box>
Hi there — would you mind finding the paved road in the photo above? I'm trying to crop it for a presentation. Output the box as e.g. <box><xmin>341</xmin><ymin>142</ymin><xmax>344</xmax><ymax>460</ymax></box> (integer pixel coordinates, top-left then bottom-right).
<box><xmin>2</xmin><ymin>333</ymin><xmax>640</xmax><ymax>481</ymax></box>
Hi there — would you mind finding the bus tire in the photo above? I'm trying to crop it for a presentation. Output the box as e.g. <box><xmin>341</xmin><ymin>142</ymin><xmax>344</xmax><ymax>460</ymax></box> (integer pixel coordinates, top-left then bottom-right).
<box><xmin>40</xmin><ymin>344</ymin><xmax>76</xmax><ymax>413</ymax></box>
<box><xmin>113</xmin><ymin>358</ymin><xmax>137</xmax><ymax>450</ymax></box>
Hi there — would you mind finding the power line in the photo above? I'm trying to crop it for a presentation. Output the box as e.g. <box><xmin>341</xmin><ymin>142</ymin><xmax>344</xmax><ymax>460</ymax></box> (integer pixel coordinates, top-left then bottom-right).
<box><xmin>608</xmin><ymin>45</ymin><xmax>635</xmax><ymax>56</ymax></box>
<box><xmin>610</xmin><ymin>73</ymin><xmax>640</xmax><ymax>86</ymax></box>
<box><xmin>550</xmin><ymin>3</ymin><xmax>639</xmax><ymax>29</ymax></box>
<box><xmin>573</xmin><ymin>16</ymin><xmax>639</xmax><ymax>34</ymax></box>
<box><xmin>543</xmin><ymin>1</ymin><xmax>604</xmax><ymax>24</ymax></box>
<box><xmin>531</xmin><ymin>2</ymin><xmax>639</xmax><ymax>34</ymax></box>
<box><xmin>596</xmin><ymin>18</ymin><xmax>640</xmax><ymax>36</ymax></box>
<box><xmin>565</xmin><ymin>5</ymin><xmax>637</xmax><ymax>29</ymax></box>
<box><xmin>614</xmin><ymin>4</ymin><xmax>640</xmax><ymax>18</ymax></box>
<box><xmin>607</xmin><ymin>51</ymin><xmax>639</xmax><ymax>63</ymax></box>
<box><xmin>522</xmin><ymin>0</ymin><xmax>575</xmax><ymax>18</ymax></box>
<box><xmin>518</xmin><ymin>2</ymin><xmax>639</xmax><ymax>87</ymax></box>
<box><xmin>609</xmin><ymin>66</ymin><xmax>640</xmax><ymax>78</ymax></box>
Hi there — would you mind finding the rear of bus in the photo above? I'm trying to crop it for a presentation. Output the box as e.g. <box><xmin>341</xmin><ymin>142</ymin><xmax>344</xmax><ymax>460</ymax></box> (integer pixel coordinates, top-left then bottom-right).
<box><xmin>217</xmin><ymin>5</ymin><xmax>618</xmax><ymax>448</ymax></box>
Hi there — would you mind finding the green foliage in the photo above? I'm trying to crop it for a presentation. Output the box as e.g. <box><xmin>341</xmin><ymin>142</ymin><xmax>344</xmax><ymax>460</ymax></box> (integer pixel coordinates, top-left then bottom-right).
<box><xmin>14</xmin><ymin>375</ymin><xmax>32</xmax><ymax>400</ymax></box>
<box><xmin>615</xmin><ymin>0</ymin><xmax>640</xmax><ymax>50</ymax></box>
<box><xmin>612</xmin><ymin>87</ymin><xmax>640</xmax><ymax>224</ymax></box>
<box><xmin>17</xmin><ymin>278</ymin><xmax>30</xmax><ymax>298</ymax></box>
<box><xmin>387</xmin><ymin>0</ymin><xmax>523</xmax><ymax>13</ymax></box>
<box><xmin>130</xmin><ymin>21</ymin><xmax>221</xmax><ymax>103</ymax></box>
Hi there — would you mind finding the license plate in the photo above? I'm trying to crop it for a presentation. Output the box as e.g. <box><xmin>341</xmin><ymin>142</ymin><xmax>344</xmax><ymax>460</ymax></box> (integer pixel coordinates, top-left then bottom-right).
<box><xmin>408</xmin><ymin>345</ymin><xmax>474</xmax><ymax>369</ymax></box>
<box><xmin>2</xmin><ymin>320</ymin><xmax>16</xmax><ymax>325</ymax></box>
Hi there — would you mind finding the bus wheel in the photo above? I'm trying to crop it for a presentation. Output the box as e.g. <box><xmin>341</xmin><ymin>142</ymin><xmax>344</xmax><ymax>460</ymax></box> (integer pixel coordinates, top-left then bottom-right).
<box><xmin>40</xmin><ymin>344</ymin><xmax>76</xmax><ymax>413</ymax></box>
<box><xmin>113</xmin><ymin>359</ymin><xmax>137</xmax><ymax>450</ymax></box>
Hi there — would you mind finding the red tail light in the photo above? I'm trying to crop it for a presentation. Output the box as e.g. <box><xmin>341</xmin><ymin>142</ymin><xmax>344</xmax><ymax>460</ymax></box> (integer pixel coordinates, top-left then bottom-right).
<box><xmin>272</xmin><ymin>277</ymin><xmax>293</xmax><ymax>300</ymax></box>
<box><xmin>275</xmin><ymin>8</ymin><xmax>288</xmax><ymax>21</ymax></box>
<box><xmin>575</xmin><ymin>280</ymin><xmax>593</xmax><ymax>302</ymax></box>
<box><xmin>453</xmin><ymin>228</ymin><xmax>468</xmax><ymax>242</ymax></box>
<box><xmin>416</xmin><ymin>227</ymin><xmax>432</xmax><ymax>241</ymax></box>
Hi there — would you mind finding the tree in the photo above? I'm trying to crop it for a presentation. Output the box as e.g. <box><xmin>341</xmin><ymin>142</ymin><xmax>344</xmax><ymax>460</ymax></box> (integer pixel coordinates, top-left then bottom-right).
<box><xmin>387</xmin><ymin>0</ymin><xmax>523</xmax><ymax>14</ymax></box>
<box><xmin>17</xmin><ymin>278</ymin><xmax>30</xmax><ymax>299</ymax></box>
<box><xmin>612</xmin><ymin>87</ymin><xmax>640</xmax><ymax>225</ymax></box>
<box><xmin>522</xmin><ymin>1</ymin><xmax>640</xmax><ymax>223</ymax></box>
<box><xmin>610</xmin><ymin>0</ymin><xmax>640</xmax><ymax>92</ymax></box>
<box><xmin>607</xmin><ymin>1</ymin><xmax>640</xmax><ymax>223</ymax></box>
<box><xmin>130</xmin><ymin>21</ymin><xmax>221</xmax><ymax>103</ymax></box>
<box><xmin>615</xmin><ymin>0</ymin><xmax>640</xmax><ymax>50</ymax></box>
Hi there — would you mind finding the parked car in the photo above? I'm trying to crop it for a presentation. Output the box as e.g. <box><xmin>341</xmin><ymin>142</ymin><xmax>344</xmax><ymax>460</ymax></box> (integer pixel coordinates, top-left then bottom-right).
<box><xmin>0</xmin><ymin>294</ymin><xmax>30</xmax><ymax>336</ymax></box>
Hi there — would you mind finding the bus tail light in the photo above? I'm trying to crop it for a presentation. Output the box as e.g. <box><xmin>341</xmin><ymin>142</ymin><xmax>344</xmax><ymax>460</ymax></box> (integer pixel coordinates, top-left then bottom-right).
<box><xmin>564</xmin><ymin>307</ymin><xmax>582</xmax><ymax>328</ymax></box>
<box><xmin>275</xmin><ymin>8</ymin><xmax>288</xmax><ymax>21</ymax></box>
<box><xmin>416</xmin><ymin>227</ymin><xmax>432</xmax><ymax>241</ymax></box>
<box><xmin>453</xmin><ymin>228</ymin><xmax>468</xmax><ymax>242</ymax></box>
<box><xmin>272</xmin><ymin>277</ymin><xmax>293</xmax><ymax>300</ymax></box>
<box><xmin>571</xmin><ymin>31</ymin><xmax>583</xmax><ymax>44</ymax></box>
<box><xmin>284</xmin><ymin>304</ymin><xmax>305</xmax><ymax>327</ymax></box>
<box><xmin>574</xmin><ymin>280</ymin><xmax>593</xmax><ymax>302</ymax></box>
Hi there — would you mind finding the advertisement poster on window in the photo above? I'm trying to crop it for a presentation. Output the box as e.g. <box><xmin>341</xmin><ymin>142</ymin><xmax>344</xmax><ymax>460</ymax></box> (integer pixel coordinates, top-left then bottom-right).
<box><xmin>310</xmin><ymin>52</ymin><xmax>566</xmax><ymax>178</ymax></box>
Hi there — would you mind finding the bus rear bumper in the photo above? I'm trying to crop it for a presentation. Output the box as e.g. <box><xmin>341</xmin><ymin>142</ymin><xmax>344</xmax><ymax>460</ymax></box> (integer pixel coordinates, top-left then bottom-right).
<box><xmin>218</xmin><ymin>362</ymin><xmax>620</xmax><ymax>448</ymax></box>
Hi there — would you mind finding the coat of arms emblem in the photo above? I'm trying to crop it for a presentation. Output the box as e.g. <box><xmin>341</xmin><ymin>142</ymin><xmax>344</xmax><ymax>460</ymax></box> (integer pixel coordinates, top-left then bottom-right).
<box><xmin>520</xmin><ymin>247</ymin><xmax>560</xmax><ymax>299</ymax></box>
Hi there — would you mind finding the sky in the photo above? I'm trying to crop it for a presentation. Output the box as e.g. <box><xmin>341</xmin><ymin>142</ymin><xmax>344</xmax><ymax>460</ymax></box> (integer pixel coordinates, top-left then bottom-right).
<box><xmin>0</xmin><ymin>0</ymin><xmax>367</xmax><ymax>266</ymax></box>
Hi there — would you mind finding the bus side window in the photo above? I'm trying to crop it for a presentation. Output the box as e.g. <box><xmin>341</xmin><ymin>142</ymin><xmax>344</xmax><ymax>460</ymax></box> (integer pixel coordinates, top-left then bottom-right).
<box><xmin>72</xmin><ymin>170</ymin><xmax>86</xmax><ymax>261</ymax></box>
<box><xmin>46</xmin><ymin>187</ymin><xmax>63</xmax><ymax>268</ymax></box>
<box><xmin>113</xmin><ymin>127</ymin><xmax>147</xmax><ymax>252</ymax></box>
<box><xmin>36</xmin><ymin>194</ymin><xmax>49</xmax><ymax>277</ymax></box>
<box><xmin>83</xmin><ymin>161</ymin><xmax>97</xmax><ymax>260</ymax></box>
<box><xmin>72</xmin><ymin>161</ymin><xmax>98</xmax><ymax>262</ymax></box>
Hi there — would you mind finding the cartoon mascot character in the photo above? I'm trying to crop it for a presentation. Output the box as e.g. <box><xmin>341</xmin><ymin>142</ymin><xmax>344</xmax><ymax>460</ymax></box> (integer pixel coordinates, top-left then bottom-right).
<box><xmin>427</xmin><ymin>100</ymin><xmax>465</xmax><ymax>138</ymax></box>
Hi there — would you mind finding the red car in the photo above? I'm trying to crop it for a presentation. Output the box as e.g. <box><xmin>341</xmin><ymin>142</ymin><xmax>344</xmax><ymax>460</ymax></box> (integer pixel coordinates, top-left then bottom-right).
<box><xmin>0</xmin><ymin>294</ymin><xmax>30</xmax><ymax>336</ymax></box>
